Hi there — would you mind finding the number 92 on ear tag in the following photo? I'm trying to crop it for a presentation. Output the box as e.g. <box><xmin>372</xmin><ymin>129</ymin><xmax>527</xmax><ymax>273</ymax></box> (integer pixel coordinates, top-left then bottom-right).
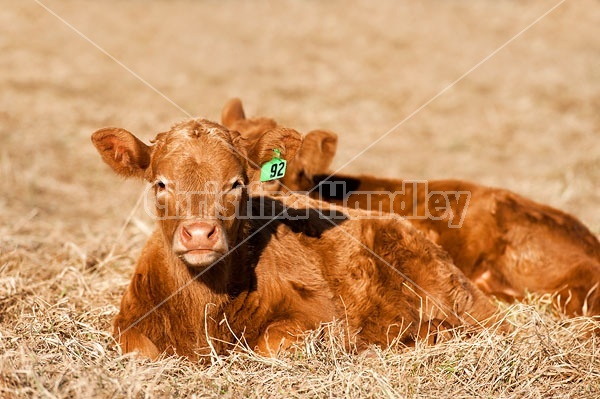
<box><xmin>260</xmin><ymin>150</ymin><xmax>287</xmax><ymax>182</ymax></box>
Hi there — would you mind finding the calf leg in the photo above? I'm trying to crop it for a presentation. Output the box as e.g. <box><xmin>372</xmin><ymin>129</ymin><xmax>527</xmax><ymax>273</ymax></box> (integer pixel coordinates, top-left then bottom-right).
<box><xmin>255</xmin><ymin>321</ymin><xmax>302</xmax><ymax>357</ymax></box>
<box><xmin>437</xmin><ymin>266</ymin><xmax>508</xmax><ymax>332</ymax></box>
<box><xmin>400</xmin><ymin>258</ymin><xmax>508</xmax><ymax>334</ymax></box>
<box><xmin>114</xmin><ymin>326</ymin><xmax>161</xmax><ymax>359</ymax></box>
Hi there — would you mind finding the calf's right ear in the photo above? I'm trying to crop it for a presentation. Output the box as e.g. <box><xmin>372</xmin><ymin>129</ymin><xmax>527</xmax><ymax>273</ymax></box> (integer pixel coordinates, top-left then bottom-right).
<box><xmin>91</xmin><ymin>127</ymin><xmax>151</xmax><ymax>179</ymax></box>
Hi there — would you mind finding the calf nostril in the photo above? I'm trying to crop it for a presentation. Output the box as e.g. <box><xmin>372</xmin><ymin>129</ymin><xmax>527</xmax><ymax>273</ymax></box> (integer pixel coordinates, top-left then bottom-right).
<box><xmin>181</xmin><ymin>226</ymin><xmax>192</xmax><ymax>241</ymax></box>
<box><xmin>207</xmin><ymin>225</ymin><xmax>217</xmax><ymax>240</ymax></box>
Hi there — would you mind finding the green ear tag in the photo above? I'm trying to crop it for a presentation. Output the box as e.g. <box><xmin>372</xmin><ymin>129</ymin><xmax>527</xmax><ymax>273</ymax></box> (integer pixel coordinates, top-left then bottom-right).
<box><xmin>260</xmin><ymin>149</ymin><xmax>287</xmax><ymax>182</ymax></box>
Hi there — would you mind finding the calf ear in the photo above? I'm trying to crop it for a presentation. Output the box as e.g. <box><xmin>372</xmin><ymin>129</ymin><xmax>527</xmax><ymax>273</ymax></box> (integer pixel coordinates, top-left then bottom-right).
<box><xmin>221</xmin><ymin>98</ymin><xmax>246</xmax><ymax>128</ymax></box>
<box><xmin>237</xmin><ymin>127</ymin><xmax>302</xmax><ymax>170</ymax></box>
<box><xmin>299</xmin><ymin>130</ymin><xmax>338</xmax><ymax>176</ymax></box>
<box><xmin>91</xmin><ymin>127</ymin><xmax>151</xmax><ymax>179</ymax></box>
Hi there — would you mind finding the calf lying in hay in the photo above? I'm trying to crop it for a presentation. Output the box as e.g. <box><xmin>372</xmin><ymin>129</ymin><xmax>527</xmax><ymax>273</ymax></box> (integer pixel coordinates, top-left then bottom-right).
<box><xmin>91</xmin><ymin>118</ymin><xmax>504</xmax><ymax>360</ymax></box>
<box><xmin>222</xmin><ymin>98</ymin><xmax>600</xmax><ymax>317</ymax></box>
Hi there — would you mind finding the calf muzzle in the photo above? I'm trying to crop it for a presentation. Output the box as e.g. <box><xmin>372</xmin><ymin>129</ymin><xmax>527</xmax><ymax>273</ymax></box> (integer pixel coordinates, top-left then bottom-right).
<box><xmin>173</xmin><ymin>220</ymin><xmax>228</xmax><ymax>268</ymax></box>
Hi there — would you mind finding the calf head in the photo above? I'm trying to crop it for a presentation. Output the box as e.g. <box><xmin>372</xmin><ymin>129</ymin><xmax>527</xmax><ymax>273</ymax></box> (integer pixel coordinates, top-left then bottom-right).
<box><xmin>281</xmin><ymin>129</ymin><xmax>338</xmax><ymax>192</ymax></box>
<box><xmin>92</xmin><ymin>119</ymin><xmax>301</xmax><ymax>269</ymax></box>
<box><xmin>221</xmin><ymin>98</ymin><xmax>338</xmax><ymax>192</ymax></box>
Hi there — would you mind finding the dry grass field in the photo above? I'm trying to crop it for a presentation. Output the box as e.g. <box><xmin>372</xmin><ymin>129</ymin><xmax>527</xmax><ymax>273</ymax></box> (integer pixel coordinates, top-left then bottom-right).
<box><xmin>1</xmin><ymin>0</ymin><xmax>599</xmax><ymax>397</ymax></box>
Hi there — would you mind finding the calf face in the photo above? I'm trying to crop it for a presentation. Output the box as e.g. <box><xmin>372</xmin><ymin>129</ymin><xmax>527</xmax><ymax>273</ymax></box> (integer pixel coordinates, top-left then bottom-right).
<box><xmin>92</xmin><ymin>119</ymin><xmax>301</xmax><ymax>269</ymax></box>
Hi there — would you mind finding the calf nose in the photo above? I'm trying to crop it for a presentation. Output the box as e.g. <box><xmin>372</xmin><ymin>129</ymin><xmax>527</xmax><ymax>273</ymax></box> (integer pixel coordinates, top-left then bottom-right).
<box><xmin>179</xmin><ymin>222</ymin><xmax>220</xmax><ymax>250</ymax></box>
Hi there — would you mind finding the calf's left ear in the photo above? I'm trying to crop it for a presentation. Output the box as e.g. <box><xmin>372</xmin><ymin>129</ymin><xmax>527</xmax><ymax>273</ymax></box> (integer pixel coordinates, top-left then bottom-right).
<box><xmin>91</xmin><ymin>127</ymin><xmax>151</xmax><ymax>179</ymax></box>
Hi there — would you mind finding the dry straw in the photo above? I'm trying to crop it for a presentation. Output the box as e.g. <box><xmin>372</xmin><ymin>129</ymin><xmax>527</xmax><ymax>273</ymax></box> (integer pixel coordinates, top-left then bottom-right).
<box><xmin>1</xmin><ymin>233</ymin><xmax>599</xmax><ymax>398</ymax></box>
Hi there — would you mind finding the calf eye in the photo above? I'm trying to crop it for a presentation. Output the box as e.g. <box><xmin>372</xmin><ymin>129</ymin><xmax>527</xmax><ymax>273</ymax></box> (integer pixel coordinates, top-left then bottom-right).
<box><xmin>156</xmin><ymin>180</ymin><xmax>166</xmax><ymax>190</ymax></box>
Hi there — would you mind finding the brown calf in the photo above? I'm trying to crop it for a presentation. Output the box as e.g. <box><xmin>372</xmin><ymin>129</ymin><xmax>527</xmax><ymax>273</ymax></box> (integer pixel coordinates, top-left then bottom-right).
<box><xmin>222</xmin><ymin>98</ymin><xmax>600</xmax><ymax>316</ymax></box>
<box><xmin>92</xmin><ymin>118</ymin><xmax>502</xmax><ymax>360</ymax></box>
